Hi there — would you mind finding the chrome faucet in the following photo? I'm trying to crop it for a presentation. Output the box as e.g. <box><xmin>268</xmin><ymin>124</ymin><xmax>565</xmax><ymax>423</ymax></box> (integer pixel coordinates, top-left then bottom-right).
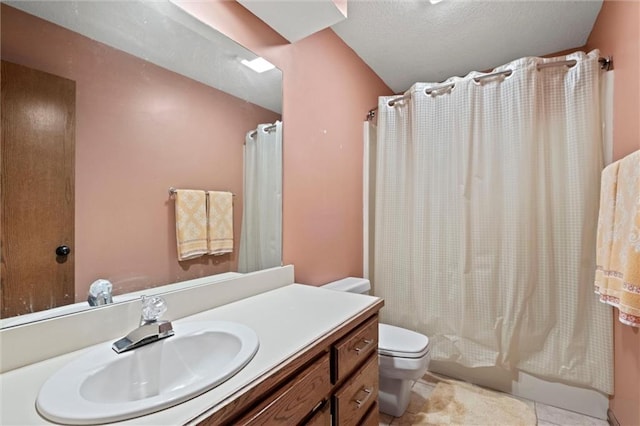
<box><xmin>112</xmin><ymin>295</ymin><xmax>174</xmax><ymax>354</ymax></box>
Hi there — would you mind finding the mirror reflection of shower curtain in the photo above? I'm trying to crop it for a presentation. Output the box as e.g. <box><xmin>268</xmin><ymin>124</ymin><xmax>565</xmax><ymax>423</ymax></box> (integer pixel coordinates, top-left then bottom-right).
<box><xmin>238</xmin><ymin>121</ymin><xmax>282</xmax><ymax>273</ymax></box>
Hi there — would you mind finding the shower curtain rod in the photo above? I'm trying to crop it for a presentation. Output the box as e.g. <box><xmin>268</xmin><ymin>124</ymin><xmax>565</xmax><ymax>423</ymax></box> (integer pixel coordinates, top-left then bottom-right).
<box><xmin>365</xmin><ymin>56</ymin><xmax>613</xmax><ymax>120</ymax></box>
<box><xmin>249</xmin><ymin>123</ymin><xmax>277</xmax><ymax>138</ymax></box>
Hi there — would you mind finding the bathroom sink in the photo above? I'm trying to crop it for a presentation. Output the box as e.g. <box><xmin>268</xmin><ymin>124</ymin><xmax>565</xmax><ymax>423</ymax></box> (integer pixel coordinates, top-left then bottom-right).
<box><xmin>36</xmin><ymin>321</ymin><xmax>259</xmax><ymax>424</ymax></box>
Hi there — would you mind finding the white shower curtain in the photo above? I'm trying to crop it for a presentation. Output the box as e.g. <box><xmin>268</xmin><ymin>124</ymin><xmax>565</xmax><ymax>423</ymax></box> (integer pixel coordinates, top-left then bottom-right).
<box><xmin>374</xmin><ymin>50</ymin><xmax>613</xmax><ymax>394</ymax></box>
<box><xmin>238</xmin><ymin>121</ymin><xmax>282</xmax><ymax>273</ymax></box>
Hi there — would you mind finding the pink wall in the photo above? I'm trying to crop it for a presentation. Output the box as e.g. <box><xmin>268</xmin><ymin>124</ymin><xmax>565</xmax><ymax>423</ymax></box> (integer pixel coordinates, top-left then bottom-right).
<box><xmin>586</xmin><ymin>1</ymin><xmax>640</xmax><ymax>424</ymax></box>
<box><xmin>1</xmin><ymin>5</ymin><xmax>280</xmax><ymax>299</ymax></box>
<box><xmin>184</xmin><ymin>5</ymin><xmax>640</xmax><ymax>418</ymax></box>
<box><xmin>173</xmin><ymin>1</ymin><xmax>392</xmax><ymax>285</ymax></box>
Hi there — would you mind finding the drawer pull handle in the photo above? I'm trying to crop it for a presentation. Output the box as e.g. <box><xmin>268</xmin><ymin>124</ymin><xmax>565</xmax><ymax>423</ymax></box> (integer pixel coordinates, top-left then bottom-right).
<box><xmin>353</xmin><ymin>338</ymin><xmax>374</xmax><ymax>354</ymax></box>
<box><xmin>354</xmin><ymin>387</ymin><xmax>373</xmax><ymax>409</ymax></box>
<box><xmin>311</xmin><ymin>399</ymin><xmax>324</xmax><ymax>413</ymax></box>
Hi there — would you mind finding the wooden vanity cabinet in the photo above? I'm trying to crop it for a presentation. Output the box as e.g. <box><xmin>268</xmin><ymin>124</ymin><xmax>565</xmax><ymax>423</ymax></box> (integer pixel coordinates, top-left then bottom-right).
<box><xmin>197</xmin><ymin>303</ymin><xmax>382</xmax><ymax>426</ymax></box>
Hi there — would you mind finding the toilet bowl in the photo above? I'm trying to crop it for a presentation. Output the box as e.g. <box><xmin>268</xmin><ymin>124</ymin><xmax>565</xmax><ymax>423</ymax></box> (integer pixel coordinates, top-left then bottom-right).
<box><xmin>322</xmin><ymin>277</ymin><xmax>431</xmax><ymax>417</ymax></box>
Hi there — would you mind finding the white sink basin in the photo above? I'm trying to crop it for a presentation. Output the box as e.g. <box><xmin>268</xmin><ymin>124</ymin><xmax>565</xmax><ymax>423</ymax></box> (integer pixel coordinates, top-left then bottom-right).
<box><xmin>36</xmin><ymin>321</ymin><xmax>259</xmax><ymax>424</ymax></box>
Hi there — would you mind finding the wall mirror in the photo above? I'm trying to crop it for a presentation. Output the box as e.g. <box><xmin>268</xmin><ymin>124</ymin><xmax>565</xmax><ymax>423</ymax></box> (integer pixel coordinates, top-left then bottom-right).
<box><xmin>0</xmin><ymin>0</ymin><xmax>283</xmax><ymax>327</ymax></box>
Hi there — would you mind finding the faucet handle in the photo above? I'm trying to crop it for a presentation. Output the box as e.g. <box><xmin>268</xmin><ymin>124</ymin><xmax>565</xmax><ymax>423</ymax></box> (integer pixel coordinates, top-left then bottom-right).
<box><xmin>141</xmin><ymin>295</ymin><xmax>168</xmax><ymax>323</ymax></box>
<box><xmin>87</xmin><ymin>279</ymin><xmax>113</xmax><ymax>306</ymax></box>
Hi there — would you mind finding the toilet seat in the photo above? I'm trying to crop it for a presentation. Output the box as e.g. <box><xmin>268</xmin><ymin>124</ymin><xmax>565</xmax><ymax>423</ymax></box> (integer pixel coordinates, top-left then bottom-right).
<box><xmin>378</xmin><ymin>323</ymin><xmax>430</xmax><ymax>359</ymax></box>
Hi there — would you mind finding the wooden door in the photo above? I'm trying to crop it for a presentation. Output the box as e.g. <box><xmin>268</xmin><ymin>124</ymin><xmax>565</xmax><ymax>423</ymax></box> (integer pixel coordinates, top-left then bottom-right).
<box><xmin>1</xmin><ymin>60</ymin><xmax>75</xmax><ymax>318</ymax></box>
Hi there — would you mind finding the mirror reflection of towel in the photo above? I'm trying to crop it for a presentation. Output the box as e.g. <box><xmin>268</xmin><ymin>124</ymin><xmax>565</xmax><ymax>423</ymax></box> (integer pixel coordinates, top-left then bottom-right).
<box><xmin>174</xmin><ymin>190</ymin><xmax>208</xmax><ymax>261</ymax></box>
<box><xmin>207</xmin><ymin>191</ymin><xmax>233</xmax><ymax>255</ymax></box>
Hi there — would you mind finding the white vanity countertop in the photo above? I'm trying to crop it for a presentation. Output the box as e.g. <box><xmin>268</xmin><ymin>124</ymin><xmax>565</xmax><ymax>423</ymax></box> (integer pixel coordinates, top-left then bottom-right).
<box><xmin>0</xmin><ymin>284</ymin><xmax>381</xmax><ymax>425</ymax></box>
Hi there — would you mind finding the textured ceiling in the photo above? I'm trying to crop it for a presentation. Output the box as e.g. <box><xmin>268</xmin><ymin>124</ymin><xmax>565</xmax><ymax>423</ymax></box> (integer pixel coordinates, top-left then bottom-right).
<box><xmin>331</xmin><ymin>0</ymin><xmax>603</xmax><ymax>93</ymax></box>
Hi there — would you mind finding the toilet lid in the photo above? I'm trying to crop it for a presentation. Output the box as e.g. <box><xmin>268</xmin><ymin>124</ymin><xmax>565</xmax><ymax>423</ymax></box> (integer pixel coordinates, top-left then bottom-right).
<box><xmin>378</xmin><ymin>323</ymin><xmax>430</xmax><ymax>359</ymax></box>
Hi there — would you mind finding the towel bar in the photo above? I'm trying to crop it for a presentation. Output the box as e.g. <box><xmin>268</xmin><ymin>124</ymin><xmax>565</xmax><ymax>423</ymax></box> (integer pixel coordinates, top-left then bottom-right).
<box><xmin>168</xmin><ymin>187</ymin><xmax>235</xmax><ymax>197</ymax></box>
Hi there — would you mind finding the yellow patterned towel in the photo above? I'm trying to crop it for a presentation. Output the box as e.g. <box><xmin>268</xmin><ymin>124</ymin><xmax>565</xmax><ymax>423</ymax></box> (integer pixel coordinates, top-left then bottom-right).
<box><xmin>207</xmin><ymin>191</ymin><xmax>233</xmax><ymax>255</ymax></box>
<box><xmin>595</xmin><ymin>150</ymin><xmax>640</xmax><ymax>327</ymax></box>
<box><xmin>174</xmin><ymin>190</ymin><xmax>208</xmax><ymax>261</ymax></box>
<box><xmin>594</xmin><ymin>161</ymin><xmax>620</xmax><ymax>302</ymax></box>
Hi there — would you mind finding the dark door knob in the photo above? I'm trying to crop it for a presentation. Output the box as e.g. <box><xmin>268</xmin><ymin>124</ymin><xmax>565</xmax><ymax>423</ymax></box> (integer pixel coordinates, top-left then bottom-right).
<box><xmin>56</xmin><ymin>245</ymin><xmax>71</xmax><ymax>256</ymax></box>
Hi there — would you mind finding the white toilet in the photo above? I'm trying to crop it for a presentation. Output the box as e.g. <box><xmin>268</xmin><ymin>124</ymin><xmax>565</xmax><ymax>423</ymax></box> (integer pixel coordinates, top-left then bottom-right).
<box><xmin>322</xmin><ymin>277</ymin><xmax>431</xmax><ymax>417</ymax></box>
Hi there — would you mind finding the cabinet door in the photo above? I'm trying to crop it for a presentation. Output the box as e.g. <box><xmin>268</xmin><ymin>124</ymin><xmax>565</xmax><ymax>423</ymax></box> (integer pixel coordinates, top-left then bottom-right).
<box><xmin>237</xmin><ymin>354</ymin><xmax>331</xmax><ymax>425</ymax></box>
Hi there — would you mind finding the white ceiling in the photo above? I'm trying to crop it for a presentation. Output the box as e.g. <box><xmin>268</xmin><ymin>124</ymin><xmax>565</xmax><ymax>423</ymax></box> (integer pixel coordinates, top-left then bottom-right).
<box><xmin>331</xmin><ymin>0</ymin><xmax>603</xmax><ymax>93</ymax></box>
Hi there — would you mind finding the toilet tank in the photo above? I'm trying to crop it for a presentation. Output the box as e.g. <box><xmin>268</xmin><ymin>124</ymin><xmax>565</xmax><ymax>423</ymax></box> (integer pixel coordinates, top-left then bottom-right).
<box><xmin>322</xmin><ymin>277</ymin><xmax>371</xmax><ymax>295</ymax></box>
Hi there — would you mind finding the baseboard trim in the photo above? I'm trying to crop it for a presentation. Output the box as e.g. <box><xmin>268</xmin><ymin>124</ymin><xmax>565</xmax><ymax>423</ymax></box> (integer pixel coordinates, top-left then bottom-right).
<box><xmin>607</xmin><ymin>408</ymin><xmax>620</xmax><ymax>426</ymax></box>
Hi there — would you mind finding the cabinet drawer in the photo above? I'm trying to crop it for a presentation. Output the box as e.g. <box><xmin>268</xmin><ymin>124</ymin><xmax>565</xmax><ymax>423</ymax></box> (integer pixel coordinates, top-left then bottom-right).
<box><xmin>359</xmin><ymin>402</ymin><xmax>379</xmax><ymax>426</ymax></box>
<box><xmin>333</xmin><ymin>316</ymin><xmax>378</xmax><ymax>383</ymax></box>
<box><xmin>333</xmin><ymin>354</ymin><xmax>379</xmax><ymax>426</ymax></box>
<box><xmin>305</xmin><ymin>401</ymin><xmax>331</xmax><ymax>426</ymax></box>
<box><xmin>238</xmin><ymin>354</ymin><xmax>331</xmax><ymax>425</ymax></box>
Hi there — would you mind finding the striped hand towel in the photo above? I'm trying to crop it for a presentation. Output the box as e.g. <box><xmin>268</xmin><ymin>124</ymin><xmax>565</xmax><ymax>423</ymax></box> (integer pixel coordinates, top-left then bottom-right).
<box><xmin>174</xmin><ymin>189</ymin><xmax>207</xmax><ymax>261</ymax></box>
<box><xmin>207</xmin><ymin>191</ymin><xmax>234</xmax><ymax>255</ymax></box>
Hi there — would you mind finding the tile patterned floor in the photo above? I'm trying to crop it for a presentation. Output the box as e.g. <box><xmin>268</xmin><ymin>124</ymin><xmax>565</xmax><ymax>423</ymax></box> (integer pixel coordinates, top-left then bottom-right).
<box><xmin>378</xmin><ymin>373</ymin><xmax>610</xmax><ymax>426</ymax></box>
